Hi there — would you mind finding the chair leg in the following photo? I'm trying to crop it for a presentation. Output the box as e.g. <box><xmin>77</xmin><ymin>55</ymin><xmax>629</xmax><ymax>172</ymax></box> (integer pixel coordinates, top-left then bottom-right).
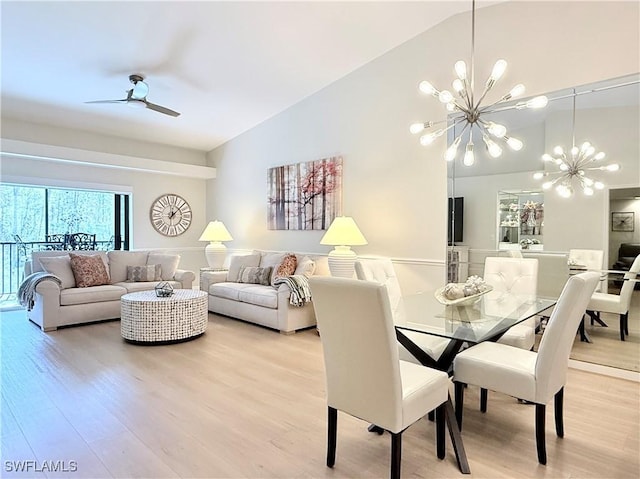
<box><xmin>535</xmin><ymin>404</ymin><xmax>547</xmax><ymax>465</ymax></box>
<box><xmin>480</xmin><ymin>388</ymin><xmax>488</xmax><ymax>413</ymax></box>
<box><xmin>454</xmin><ymin>381</ymin><xmax>465</xmax><ymax>431</ymax></box>
<box><xmin>391</xmin><ymin>432</ymin><xmax>402</xmax><ymax>479</ymax></box>
<box><xmin>327</xmin><ymin>407</ymin><xmax>337</xmax><ymax>467</ymax></box>
<box><xmin>554</xmin><ymin>387</ymin><xmax>564</xmax><ymax>438</ymax></box>
<box><xmin>620</xmin><ymin>314</ymin><xmax>626</xmax><ymax>341</ymax></box>
<box><xmin>435</xmin><ymin>403</ymin><xmax>446</xmax><ymax>459</ymax></box>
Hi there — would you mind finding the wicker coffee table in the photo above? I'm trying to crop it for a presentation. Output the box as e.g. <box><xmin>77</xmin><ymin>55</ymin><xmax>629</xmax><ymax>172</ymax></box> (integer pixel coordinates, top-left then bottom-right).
<box><xmin>120</xmin><ymin>289</ymin><xmax>208</xmax><ymax>344</ymax></box>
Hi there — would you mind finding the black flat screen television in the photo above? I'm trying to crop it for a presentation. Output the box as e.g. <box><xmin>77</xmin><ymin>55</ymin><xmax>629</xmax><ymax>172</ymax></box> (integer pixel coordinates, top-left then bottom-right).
<box><xmin>448</xmin><ymin>197</ymin><xmax>464</xmax><ymax>245</ymax></box>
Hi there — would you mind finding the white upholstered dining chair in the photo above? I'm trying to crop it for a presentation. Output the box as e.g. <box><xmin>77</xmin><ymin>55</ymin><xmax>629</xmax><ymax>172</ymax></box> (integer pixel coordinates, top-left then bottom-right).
<box><xmin>309</xmin><ymin>276</ymin><xmax>450</xmax><ymax>479</ymax></box>
<box><xmin>355</xmin><ymin>258</ymin><xmax>450</xmax><ymax>363</ymax></box>
<box><xmin>453</xmin><ymin>272</ymin><xmax>599</xmax><ymax>465</ymax></box>
<box><xmin>586</xmin><ymin>254</ymin><xmax>640</xmax><ymax>341</ymax></box>
<box><xmin>483</xmin><ymin>257</ymin><xmax>539</xmax><ymax>350</ymax></box>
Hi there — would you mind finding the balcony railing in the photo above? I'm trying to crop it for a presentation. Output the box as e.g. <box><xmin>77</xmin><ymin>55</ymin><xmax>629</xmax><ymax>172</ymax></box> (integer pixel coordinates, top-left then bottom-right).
<box><xmin>1</xmin><ymin>240</ymin><xmax>113</xmax><ymax>299</ymax></box>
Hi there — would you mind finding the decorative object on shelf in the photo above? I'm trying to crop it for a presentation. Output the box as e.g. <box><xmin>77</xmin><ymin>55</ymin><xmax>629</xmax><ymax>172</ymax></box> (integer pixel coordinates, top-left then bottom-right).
<box><xmin>611</xmin><ymin>212</ymin><xmax>635</xmax><ymax>232</ymax></box>
<box><xmin>199</xmin><ymin>221</ymin><xmax>234</xmax><ymax>269</ymax></box>
<box><xmin>320</xmin><ymin>216</ymin><xmax>368</xmax><ymax>278</ymax></box>
<box><xmin>435</xmin><ymin>275</ymin><xmax>493</xmax><ymax>306</ymax></box>
<box><xmin>267</xmin><ymin>156</ymin><xmax>342</xmax><ymax>230</ymax></box>
<box><xmin>154</xmin><ymin>281</ymin><xmax>174</xmax><ymax>298</ymax></box>
<box><xmin>150</xmin><ymin>194</ymin><xmax>192</xmax><ymax>236</ymax></box>
<box><xmin>520</xmin><ymin>238</ymin><xmax>540</xmax><ymax>249</ymax></box>
<box><xmin>533</xmin><ymin>89</ymin><xmax>620</xmax><ymax>197</ymax></box>
<box><xmin>409</xmin><ymin>0</ymin><xmax>547</xmax><ymax>166</ymax></box>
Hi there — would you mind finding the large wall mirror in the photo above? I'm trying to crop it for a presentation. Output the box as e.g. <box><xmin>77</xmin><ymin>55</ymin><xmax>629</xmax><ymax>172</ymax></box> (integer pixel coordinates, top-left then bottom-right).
<box><xmin>447</xmin><ymin>73</ymin><xmax>640</xmax><ymax>372</ymax></box>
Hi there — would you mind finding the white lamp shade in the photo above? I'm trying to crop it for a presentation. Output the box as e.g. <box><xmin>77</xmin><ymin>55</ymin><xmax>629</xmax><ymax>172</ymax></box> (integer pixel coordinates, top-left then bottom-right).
<box><xmin>320</xmin><ymin>217</ymin><xmax>368</xmax><ymax>278</ymax></box>
<box><xmin>199</xmin><ymin>221</ymin><xmax>233</xmax><ymax>269</ymax></box>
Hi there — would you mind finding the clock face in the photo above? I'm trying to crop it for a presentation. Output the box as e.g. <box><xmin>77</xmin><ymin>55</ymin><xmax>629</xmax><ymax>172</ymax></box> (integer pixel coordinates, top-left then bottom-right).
<box><xmin>150</xmin><ymin>194</ymin><xmax>192</xmax><ymax>237</ymax></box>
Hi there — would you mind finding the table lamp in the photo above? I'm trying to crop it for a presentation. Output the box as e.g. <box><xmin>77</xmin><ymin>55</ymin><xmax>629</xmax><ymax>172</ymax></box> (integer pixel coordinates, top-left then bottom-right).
<box><xmin>320</xmin><ymin>216</ymin><xmax>368</xmax><ymax>278</ymax></box>
<box><xmin>199</xmin><ymin>220</ymin><xmax>233</xmax><ymax>269</ymax></box>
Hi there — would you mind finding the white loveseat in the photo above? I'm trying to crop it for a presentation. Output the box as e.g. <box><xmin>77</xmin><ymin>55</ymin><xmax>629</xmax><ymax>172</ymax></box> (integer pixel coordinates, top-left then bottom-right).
<box><xmin>200</xmin><ymin>251</ymin><xmax>329</xmax><ymax>333</ymax></box>
<box><xmin>24</xmin><ymin>250</ymin><xmax>195</xmax><ymax>332</ymax></box>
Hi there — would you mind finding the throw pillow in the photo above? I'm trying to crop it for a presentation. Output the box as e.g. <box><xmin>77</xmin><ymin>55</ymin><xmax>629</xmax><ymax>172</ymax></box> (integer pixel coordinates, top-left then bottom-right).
<box><xmin>108</xmin><ymin>251</ymin><xmax>149</xmax><ymax>283</ymax></box>
<box><xmin>127</xmin><ymin>264</ymin><xmax>162</xmax><ymax>282</ymax></box>
<box><xmin>147</xmin><ymin>253</ymin><xmax>180</xmax><ymax>280</ymax></box>
<box><xmin>69</xmin><ymin>253</ymin><xmax>110</xmax><ymax>288</ymax></box>
<box><xmin>238</xmin><ymin>266</ymin><xmax>273</xmax><ymax>286</ymax></box>
<box><xmin>274</xmin><ymin>253</ymin><xmax>298</xmax><ymax>281</ymax></box>
<box><xmin>38</xmin><ymin>255</ymin><xmax>76</xmax><ymax>289</ymax></box>
<box><xmin>294</xmin><ymin>256</ymin><xmax>316</xmax><ymax>278</ymax></box>
<box><xmin>227</xmin><ymin>253</ymin><xmax>261</xmax><ymax>282</ymax></box>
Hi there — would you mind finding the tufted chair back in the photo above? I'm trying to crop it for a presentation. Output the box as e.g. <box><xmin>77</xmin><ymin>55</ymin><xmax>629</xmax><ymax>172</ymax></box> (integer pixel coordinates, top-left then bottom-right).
<box><xmin>355</xmin><ymin>259</ymin><xmax>406</xmax><ymax>323</ymax></box>
<box><xmin>569</xmin><ymin>249</ymin><xmax>604</xmax><ymax>291</ymax></box>
<box><xmin>483</xmin><ymin>257</ymin><xmax>538</xmax><ymax>296</ymax></box>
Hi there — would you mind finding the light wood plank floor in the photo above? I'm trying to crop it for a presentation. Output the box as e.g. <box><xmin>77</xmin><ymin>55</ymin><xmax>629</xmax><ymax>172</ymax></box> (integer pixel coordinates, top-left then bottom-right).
<box><xmin>1</xmin><ymin>310</ymin><xmax>639</xmax><ymax>478</ymax></box>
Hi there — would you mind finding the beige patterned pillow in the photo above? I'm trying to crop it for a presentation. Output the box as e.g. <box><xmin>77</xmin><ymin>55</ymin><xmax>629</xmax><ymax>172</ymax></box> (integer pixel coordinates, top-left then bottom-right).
<box><xmin>69</xmin><ymin>253</ymin><xmax>110</xmax><ymax>288</ymax></box>
<box><xmin>238</xmin><ymin>266</ymin><xmax>273</xmax><ymax>286</ymax></box>
<box><xmin>127</xmin><ymin>264</ymin><xmax>162</xmax><ymax>282</ymax></box>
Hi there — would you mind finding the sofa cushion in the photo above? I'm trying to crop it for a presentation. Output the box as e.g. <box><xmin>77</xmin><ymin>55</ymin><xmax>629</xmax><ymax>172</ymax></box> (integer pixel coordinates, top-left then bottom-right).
<box><xmin>60</xmin><ymin>284</ymin><xmax>125</xmax><ymax>306</ymax></box>
<box><xmin>69</xmin><ymin>253</ymin><xmax>110</xmax><ymax>288</ymax></box>
<box><xmin>237</xmin><ymin>285</ymin><xmax>279</xmax><ymax>309</ymax></box>
<box><xmin>238</xmin><ymin>266</ymin><xmax>273</xmax><ymax>286</ymax></box>
<box><xmin>227</xmin><ymin>253</ymin><xmax>261</xmax><ymax>282</ymax></box>
<box><xmin>147</xmin><ymin>253</ymin><xmax>180</xmax><ymax>280</ymax></box>
<box><xmin>39</xmin><ymin>255</ymin><xmax>76</xmax><ymax>289</ymax></box>
<box><xmin>115</xmin><ymin>280</ymin><xmax>182</xmax><ymax>293</ymax></box>
<box><xmin>209</xmin><ymin>282</ymin><xmax>243</xmax><ymax>301</ymax></box>
<box><xmin>127</xmin><ymin>264</ymin><xmax>162</xmax><ymax>282</ymax></box>
<box><xmin>108</xmin><ymin>251</ymin><xmax>149</xmax><ymax>283</ymax></box>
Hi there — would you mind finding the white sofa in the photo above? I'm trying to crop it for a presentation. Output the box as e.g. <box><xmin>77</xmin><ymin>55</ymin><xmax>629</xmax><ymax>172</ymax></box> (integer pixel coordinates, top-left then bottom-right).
<box><xmin>200</xmin><ymin>251</ymin><xmax>329</xmax><ymax>333</ymax></box>
<box><xmin>24</xmin><ymin>250</ymin><xmax>195</xmax><ymax>332</ymax></box>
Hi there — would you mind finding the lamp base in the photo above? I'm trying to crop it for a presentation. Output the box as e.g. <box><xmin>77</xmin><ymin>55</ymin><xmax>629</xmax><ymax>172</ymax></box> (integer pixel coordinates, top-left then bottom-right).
<box><xmin>204</xmin><ymin>242</ymin><xmax>227</xmax><ymax>269</ymax></box>
<box><xmin>327</xmin><ymin>246</ymin><xmax>357</xmax><ymax>278</ymax></box>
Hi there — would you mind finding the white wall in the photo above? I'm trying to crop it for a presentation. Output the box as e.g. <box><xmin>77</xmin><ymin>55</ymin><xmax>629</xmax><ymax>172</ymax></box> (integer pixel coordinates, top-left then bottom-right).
<box><xmin>206</xmin><ymin>1</ymin><xmax>639</xmax><ymax>293</ymax></box>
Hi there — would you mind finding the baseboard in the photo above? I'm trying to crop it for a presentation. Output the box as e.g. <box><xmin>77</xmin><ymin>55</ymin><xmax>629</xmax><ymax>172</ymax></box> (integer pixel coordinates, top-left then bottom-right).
<box><xmin>569</xmin><ymin>359</ymin><xmax>639</xmax><ymax>382</ymax></box>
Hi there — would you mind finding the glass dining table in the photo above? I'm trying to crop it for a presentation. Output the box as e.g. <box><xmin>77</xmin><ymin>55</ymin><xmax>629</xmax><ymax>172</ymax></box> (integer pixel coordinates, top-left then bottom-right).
<box><xmin>390</xmin><ymin>289</ymin><xmax>557</xmax><ymax>474</ymax></box>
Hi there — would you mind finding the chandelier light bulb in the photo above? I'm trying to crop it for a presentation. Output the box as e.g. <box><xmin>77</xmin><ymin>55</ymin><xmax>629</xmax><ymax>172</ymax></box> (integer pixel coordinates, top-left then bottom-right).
<box><xmin>452</xmin><ymin>79</ymin><xmax>464</xmax><ymax>93</ymax></box>
<box><xmin>419</xmin><ymin>81</ymin><xmax>436</xmax><ymax>95</ymax></box>
<box><xmin>594</xmin><ymin>151</ymin><xmax>606</xmax><ymax>160</ymax></box>
<box><xmin>559</xmin><ymin>163</ymin><xmax>569</xmax><ymax>171</ymax></box>
<box><xmin>605</xmin><ymin>163</ymin><xmax>620</xmax><ymax>171</ymax></box>
<box><xmin>482</xmin><ymin>134</ymin><xmax>502</xmax><ymax>158</ymax></box>
<box><xmin>583</xmin><ymin>186</ymin><xmax>594</xmax><ymax>196</ymax></box>
<box><xmin>509</xmin><ymin>84</ymin><xmax>525</xmax><ymax>98</ymax></box>
<box><xmin>438</xmin><ymin>90</ymin><xmax>453</xmax><ymax>103</ymax></box>
<box><xmin>420</xmin><ymin>133</ymin><xmax>436</xmax><ymax>146</ymax></box>
<box><xmin>446</xmin><ymin>102</ymin><xmax>457</xmax><ymax>112</ymax></box>
<box><xmin>445</xmin><ymin>136</ymin><xmax>462</xmax><ymax>162</ymax></box>
<box><xmin>542</xmin><ymin>181</ymin><xmax>554</xmax><ymax>190</ymax></box>
<box><xmin>594</xmin><ymin>181</ymin><xmax>605</xmax><ymax>189</ymax></box>
<box><xmin>570</xmin><ymin>146</ymin><xmax>579</xmax><ymax>157</ymax></box>
<box><xmin>583</xmin><ymin>177</ymin><xmax>594</xmax><ymax>186</ymax></box>
<box><xmin>490</xmin><ymin>59</ymin><xmax>507</xmax><ymax>81</ymax></box>
<box><xmin>556</xmin><ymin>183</ymin><xmax>573</xmax><ymax>198</ymax></box>
<box><xmin>542</xmin><ymin>153</ymin><xmax>553</xmax><ymax>162</ymax></box>
<box><xmin>553</xmin><ymin>145</ymin><xmax>564</xmax><ymax>156</ymax></box>
<box><xmin>580</xmin><ymin>141</ymin><xmax>591</xmax><ymax>152</ymax></box>
<box><xmin>463</xmin><ymin>141</ymin><xmax>475</xmax><ymax>166</ymax></box>
<box><xmin>487</xmin><ymin>122</ymin><xmax>507</xmax><ymax>138</ymax></box>
<box><xmin>526</xmin><ymin>95</ymin><xmax>548</xmax><ymax>109</ymax></box>
<box><xmin>533</xmin><ymin>171</ymin><xmax>545</xmax><ymax>180</ymax></box>
<box><xmin>505</xmin><ymin>136</ymin><xmax>523</xmax><ymax>151</ymax></box>
<box><xmin>410</xmin><ymin>122</ymin><xmax>426</xmax><ymax>134</ymax></box>
<box><xmin>454</xmin><ymin>60</ymin><xmax>468</xmax><ymax>80</ymax></box>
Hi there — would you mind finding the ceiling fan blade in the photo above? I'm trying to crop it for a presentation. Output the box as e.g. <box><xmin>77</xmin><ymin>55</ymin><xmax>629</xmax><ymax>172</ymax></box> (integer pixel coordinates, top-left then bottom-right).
<box><xmin>84</xmin><ymin>99</ymin><xmax>128</xmax><ymax>104</ymax></box>
<box><xmin>145</xmin><ymin>101</ymin><xmax>181</xmax><ymax>117</ymax></box>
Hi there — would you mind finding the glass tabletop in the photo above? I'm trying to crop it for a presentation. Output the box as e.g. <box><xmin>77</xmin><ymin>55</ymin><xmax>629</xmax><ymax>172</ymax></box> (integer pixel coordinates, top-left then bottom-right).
<box><xmin>397</xmin><ymin>290</ymin><xmax>556</xmax><ymax>344</ymax></box>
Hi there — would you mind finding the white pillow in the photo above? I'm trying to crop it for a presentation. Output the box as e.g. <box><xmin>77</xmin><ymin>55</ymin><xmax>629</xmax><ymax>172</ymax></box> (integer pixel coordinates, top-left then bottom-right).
<box><xmin>227</xmin><ymin>253</ymin><xmax>261</xmax><ymax>282</ymax></box>
<box><xmin>294</xmin><ymin>256</ymin><xmax>316</xmax><ymax>278</ymax></box>
<box><xmin>147</xmin><ymin>253</ymin><xmax>180</xmax><ymax>280</ymax></box>
<box><xmin>259</xmin><ymin>252</ymin><xmax>285</xmax><ymax>285</ymax></box>
<box><xmin>39</xmin><ymin>255</ymin><xmax>75</xmax><ymax>289</ymax></box>
<box><xmin>108</xmin><ymin>251</ymin><xmax>149</xmax><ymax>283</ymax></box>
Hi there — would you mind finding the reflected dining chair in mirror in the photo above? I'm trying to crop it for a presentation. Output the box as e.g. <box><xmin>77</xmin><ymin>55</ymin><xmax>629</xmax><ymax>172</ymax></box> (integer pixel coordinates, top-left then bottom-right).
<box><xmin>568</xmin><ymin>249</ymin><xmax>604</xmax><ymax>291</ymax></box>
<box><xmin>67</xmin><ymin>233</ymin><xmax>97</xmax><ymax>250</ymax></box>
<box><xmin>309</xmin><ymin>276</ymin><xmax>450</xmax><ymax>479</ymax></box>
<box><xmin>453</xmin><ymin>272</ymin><xmax>599</xmax><ymax>465</ymax></box>
<box><xmin>586</xmin><ymin>255</ymin><xmax>640</xmax><ymax>341</ymax></box>
<box><xmin>355</xmin><ymin>258</ymin><xmax>450</xmax><ymax>364</ymax></box>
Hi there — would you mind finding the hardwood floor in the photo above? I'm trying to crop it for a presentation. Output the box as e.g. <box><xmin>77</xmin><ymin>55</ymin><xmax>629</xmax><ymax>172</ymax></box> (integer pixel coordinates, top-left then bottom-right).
<box><xmin>1</xmin><ymin>310</ymin><xmax>639</xmax><ymax>478</ymax></box>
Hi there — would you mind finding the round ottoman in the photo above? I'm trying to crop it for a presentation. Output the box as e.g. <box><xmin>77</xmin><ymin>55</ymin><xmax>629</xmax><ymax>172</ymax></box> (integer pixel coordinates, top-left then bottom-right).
<box><xmin>120</xmin><ymin>289</ymin><xmax>208</xmax><ymax>344</ymax></box>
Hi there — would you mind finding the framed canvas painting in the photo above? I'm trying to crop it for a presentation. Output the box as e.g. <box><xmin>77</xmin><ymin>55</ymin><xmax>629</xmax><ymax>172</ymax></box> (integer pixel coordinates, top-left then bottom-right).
<box><xmin>611</xmin><ymin>212</ymin><xmax>634</xmax><ymax>232</ymax></box>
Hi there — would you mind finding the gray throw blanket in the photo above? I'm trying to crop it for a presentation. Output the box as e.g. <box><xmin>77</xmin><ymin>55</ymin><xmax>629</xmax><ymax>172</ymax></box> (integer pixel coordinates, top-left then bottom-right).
<box><xmin>17</xmin><ymin>272</ymin><xmax>62</xmax><ymax>311</ymax></box>
<box><xmin>273</xmin><ymin>275</ymin><xmax>312</xmax><ymax>307</ymax></box>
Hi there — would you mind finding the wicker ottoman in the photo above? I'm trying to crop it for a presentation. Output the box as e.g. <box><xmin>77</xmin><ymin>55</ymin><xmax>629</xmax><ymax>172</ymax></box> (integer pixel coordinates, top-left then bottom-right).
<box><xmin>120</xmin><ymin>289</ymin><xmax>208</xmax><ymax>344</ymax></box>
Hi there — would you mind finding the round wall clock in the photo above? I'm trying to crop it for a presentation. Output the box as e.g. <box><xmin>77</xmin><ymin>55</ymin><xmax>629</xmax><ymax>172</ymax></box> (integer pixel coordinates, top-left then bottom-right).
<box><xmin>150</xmin><ymin>194</ymin><xmax>192</xmax><ymax>237</ymax></box>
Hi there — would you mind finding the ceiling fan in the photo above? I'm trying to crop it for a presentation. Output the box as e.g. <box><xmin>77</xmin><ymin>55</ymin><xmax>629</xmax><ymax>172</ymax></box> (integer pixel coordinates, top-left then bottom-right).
<box><xmin>85</xmin><ymin>74</ymin><xmax>180</xmax><ymax>117</ymax></box>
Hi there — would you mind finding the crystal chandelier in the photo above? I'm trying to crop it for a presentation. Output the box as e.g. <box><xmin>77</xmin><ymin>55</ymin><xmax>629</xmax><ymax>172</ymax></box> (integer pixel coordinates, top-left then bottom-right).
<box><xmin>533</xmin><ymin>90</ymin><xmax>620</xmax><ymax>198</ymax></box>
<box><xmin>410</xmin><ymin>0</ymin><xmax>548</xmax><ymax>166</ymax></box>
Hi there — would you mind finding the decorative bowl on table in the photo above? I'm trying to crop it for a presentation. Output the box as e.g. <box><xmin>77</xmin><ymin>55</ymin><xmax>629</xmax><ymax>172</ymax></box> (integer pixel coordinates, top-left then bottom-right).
<box><xmin>435</xmin><ymin>276</ymin><xmax>493</xmax><ymax>306</ymax></box>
